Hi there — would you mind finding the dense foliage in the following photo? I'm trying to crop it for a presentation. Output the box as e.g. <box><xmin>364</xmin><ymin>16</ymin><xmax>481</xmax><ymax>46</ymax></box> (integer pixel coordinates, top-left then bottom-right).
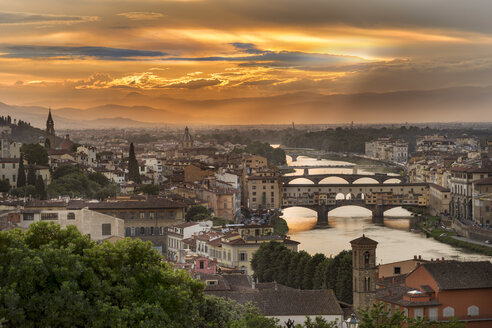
<box><xmin>0</xmin><ymin>222</ymin><xmax>204</xmax><ymax>327</ymax></box>
<box><xmin>0</xmin><ymin>180</ymin><xmax>10</xmax><ymax>193</ymax></box>
<box><xmin>359</xmin><ymin>303</ymin><xmax>465</xmax><ymax>328</ymax></box>
<box><xmin>186</xmin><ymin>205</ymin><xmax>212</xmax><ymax>222</ymax></box>
<box><xmin>46</xmin><ymin>165</ymin><xmax>119</xmax><ymax>199</ymax></box>
<box><xmin>0</xmin><ymin>223</ymin><xmax>343</xmax><ymax>328</ymax></box>
<box><xmin>251</xmin><ymin>241</ymin><xmax>353</xmax><ymax>303</ymax></box>
<box><xmin>244</xmin><ymin>141</ymin><xmax>286</xmax><ymax>165</ymax></box>
<box><xmin>134</xmin><ymin>184</ymin><xmax>160</xmax><ymax>195</ymax></box>
<box><xmin>20</xmin><ymin>143</ymin><xmax>49</xmax><ymax>166</ymax></box>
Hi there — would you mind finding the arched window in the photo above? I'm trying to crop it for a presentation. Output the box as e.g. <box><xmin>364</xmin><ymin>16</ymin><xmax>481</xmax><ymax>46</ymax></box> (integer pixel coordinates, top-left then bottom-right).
<box><xmin>467</xmin><ymin>305</ymin><xmax>479</xmax><ymax>317</ymax></box>
<box><xmin>443</xmin><ymin>306</ymin><xmax>455</xmax><ymax>318</ymax></box>
<box><xmin>67</xmin><ymin>212</ymin><xmax>75</xmax><ymax>220</ymax></box>
<box><xmin>364</xmin><ymin>277</ymin><xmax>370</xmax><ymax>291</ymax></box>
<box><xmin>364</xmin><ymin>251</ymin><xmax>370</xmax><ymax>267</ymax></box>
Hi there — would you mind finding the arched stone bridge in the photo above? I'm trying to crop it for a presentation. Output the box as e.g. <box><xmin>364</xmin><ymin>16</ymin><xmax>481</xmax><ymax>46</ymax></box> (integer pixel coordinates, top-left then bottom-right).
<box><xmin>282</xmin><ymin>183</ymin><xmax>428</xmax><ymax>228</ymax></box>
<box><xmin>283</xmin><ymin>173</ymin><xmax>403</xmax><ymax>185</ymax></box>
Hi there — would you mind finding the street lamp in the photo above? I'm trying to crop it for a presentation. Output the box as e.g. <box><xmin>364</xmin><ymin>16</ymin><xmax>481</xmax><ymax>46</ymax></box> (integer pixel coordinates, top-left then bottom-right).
<box><xmin>345</xmin><ymin>313</ymin><xmax>359</xmax><ymax>328</ymax></box>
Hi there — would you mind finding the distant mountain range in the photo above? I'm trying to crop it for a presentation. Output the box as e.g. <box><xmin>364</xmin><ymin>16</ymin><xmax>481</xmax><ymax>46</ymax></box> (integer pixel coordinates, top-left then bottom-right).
<box><xmin>2</xmin><ymin>85</ymin><xmax>492</xmax><ymax>128</ymax></box>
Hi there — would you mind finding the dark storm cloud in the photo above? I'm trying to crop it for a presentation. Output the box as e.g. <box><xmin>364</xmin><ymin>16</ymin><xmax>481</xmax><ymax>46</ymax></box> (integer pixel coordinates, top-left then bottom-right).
<box><xmin>0</xmin><ymin>45</ymin><xmax>167</xmax><ymax>60</ymax></box>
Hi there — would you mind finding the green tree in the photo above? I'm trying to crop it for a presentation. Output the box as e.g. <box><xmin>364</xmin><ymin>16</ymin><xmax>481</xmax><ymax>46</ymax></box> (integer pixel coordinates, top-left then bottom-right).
<box><xmin>35</xmin><ymin>175</ymin><xmax>46</xmax><ymax>200</ymax></box>
<box><xmin>27</xmin><ymin>165</ymin><xmax>36</xmax><ymax>185</ymax></box>
<box><xmin>16</xmin><ymin>153</ymin><xmax>26</xmax><ymax>187</ymax></box>
<box><xmin>302</xmin><ymin>253</ymin><xmax>326</xmax><ymax>289</ymax></box>
<box><xmin>52</xmin><ymin>165</ymin><xmax>83</xmax><ymax>179</ymax></box>
<box><xmin>0</xmin><ymin>222</ymin><xmax>204</xmax><ymax>327</ymax></box>
<box><xmin>186</xmin><ymin>205</ymin><xmax>212</xmax><ymax>222</ymax></box>
<box><xmin>128</xmin><ymin>142</ymin><xmax>141</xmax><ymax>184</ymax></box>
<box><xmin>21</xmin><ymin>143</ymin><xmax>49</xmax><ymax>166</ymax></box>
<box><xmin>295</xmin><ymin>252</ymin><xmax>311</xmax><ymax>288</ymax></box>
<box><xmin>135</xmin><ymin>184</ymin><xmax>160</xmax><ymax>195</ymax></box>
<box><xmin>87</xmin><ymin>172</ymin><xmax>110</xmax><ymax>187</ymax></box>
<box><xmin>9</xmin><ymin>185</ymin><xmax>36</xmax><ymax>198</ymax></box>
<box><xmin>0</xmin><ymin>180</ymin><xmax>10</xmax><ymax>193</ymax></box>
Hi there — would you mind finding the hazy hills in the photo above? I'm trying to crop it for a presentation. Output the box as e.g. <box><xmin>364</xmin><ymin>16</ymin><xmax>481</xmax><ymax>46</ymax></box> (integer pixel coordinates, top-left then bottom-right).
<box><xmin>2</xmin><ymin>85</ymin><xmax>492</xmax><ymax>129</ymax></box>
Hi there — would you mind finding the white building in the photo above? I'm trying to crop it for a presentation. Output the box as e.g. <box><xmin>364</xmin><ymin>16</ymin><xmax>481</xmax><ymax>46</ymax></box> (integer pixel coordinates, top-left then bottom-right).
<box><xmin>77</xmin><ymin>145</ymin><xmax>97</xmax><ymax>167</ymax></box>
<box><xmin>167</xmin><ymin>221</ymin><xmax>212</xmax><ymax>262</ymax></box>
<box><xmin>1</xmin><ymin>139</ymin><xmax>21</xmax><ymax>159</ymax></box>
<box><xmin>18</xmin><ymin>208</ymin><xmax>125</xmax><ymax>241</ymax></box>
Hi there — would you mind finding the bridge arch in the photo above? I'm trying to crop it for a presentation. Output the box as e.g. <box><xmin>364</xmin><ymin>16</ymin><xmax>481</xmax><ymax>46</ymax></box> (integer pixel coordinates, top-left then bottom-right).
<box><xmin>353</xmin><ymin>177</ymin><xmax>379</xmax><ymax>184</ymax></box>
<box><xmin>319</xmin><ymin>176</ymin><xmax>349</xmax><ymax>184</ymax></box>
<box><xmin>335</xmin><ymin>192</ymin><xmax>346</xmax><ymax>200</ymax></box>
<box><xmin>383</xmin><ymin>178</ymin><xmax>402</xmax><ymax>184</ymax></box>
<box><xmin>287</xmin><ymin>177</ymin><xmax>315</xmax><ymax>185</ymax></box>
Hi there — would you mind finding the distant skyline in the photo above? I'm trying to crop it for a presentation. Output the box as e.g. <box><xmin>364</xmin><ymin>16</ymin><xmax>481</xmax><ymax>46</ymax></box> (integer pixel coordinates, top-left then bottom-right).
<box><xmin>1</xmin><ymin>1</ymin><xmax>492</xmax><ymax>124</ymax></box>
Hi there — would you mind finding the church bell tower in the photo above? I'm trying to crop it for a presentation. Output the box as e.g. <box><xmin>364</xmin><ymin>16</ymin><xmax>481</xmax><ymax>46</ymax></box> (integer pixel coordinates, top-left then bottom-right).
<box><xmin>45</xmin><ymin>108</ymin><xmax>55</xmax><ymax>149</ymax></box>
<box><xmin>350</xmin><ymin>234</ymin><xmax>378</xmax><ymax>311</ymax></box>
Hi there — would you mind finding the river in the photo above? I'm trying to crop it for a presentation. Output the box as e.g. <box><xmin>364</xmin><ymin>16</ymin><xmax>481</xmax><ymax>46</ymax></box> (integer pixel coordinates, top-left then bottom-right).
<box><xmin>278</xmin><ymin>151</ymin><xmax>491</xmax><ymax>263</ymax></box>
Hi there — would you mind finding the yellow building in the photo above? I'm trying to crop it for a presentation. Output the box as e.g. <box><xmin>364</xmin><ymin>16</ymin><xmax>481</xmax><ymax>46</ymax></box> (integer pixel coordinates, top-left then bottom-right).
<box><xmin>219</xmin><ymin>234</ymin><xmax>299</xmax><ymax>275</ymax></box>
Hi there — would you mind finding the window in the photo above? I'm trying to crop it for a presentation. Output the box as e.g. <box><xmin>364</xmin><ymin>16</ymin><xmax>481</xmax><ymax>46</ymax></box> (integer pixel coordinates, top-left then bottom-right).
<box><xmin>364</xmin><ymin>277</ymin><xmax>370</xmax><ymax>291</ymax></box>
<box><xmin>364</xmin><ymin>251</ymin><xmax>370</xmax><ymax>267</ymax></box>
<box><xmin>394</xmin><ymin>267</ymin><xmax>401</xmax><ymax>275</ymax></box>
<box><xmin>240</xmin><ymin>252</ymin><xmax>248</xmax><ymax>261</ymax></box>
<box><xmin>252</xmin><ymin>192</ymin><xmax>256</xmax><ymax>196</ymax></box>
<box><xmin>102</xmin><ymin>223</ymin><xmax>111</xmax><ymax>236</ymax></box>
<box><xmin>41</xmin><ymin>213</ymin><xmax>58</xmax><ymax>220</ymax></box>
<box><xmin>67</xmin><ymin>212</ymin><xmax>75</xmax><ymax>220</ymax></box>
<box><xmin>199</xmin><ymin>261</ymin><xmax>204</xmax><ymax>269</ymax></box>
<box><xmin>414</xmin><ymin>308</ymin><xmax>423</xmax><ymax>319</ymax></box>
<box><xmin>467</xmin><ymin>305</ymin><xmax>479</xmax><ymax>317</ymax></box>
<box><xmin>429</xmin><ymin>308</ymin><xmax>438</xmax><ymax>321</ymax></box>
<box><xmin>443</xmin><ymin>306</ymin><xmax>454</xmax><ymax>318</ymax></box>
<box><xmin>23</xmin><ymin>213</ymin><xmax>34</xmax><ymax>221</ymax></box>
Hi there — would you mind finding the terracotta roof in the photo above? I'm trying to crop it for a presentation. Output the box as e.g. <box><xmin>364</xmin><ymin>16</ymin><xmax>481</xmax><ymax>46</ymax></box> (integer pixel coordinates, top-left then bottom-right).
<box><xmin>67</xmin><ymin>198</ymin><xmax>186</xmax><ymax>210</ymax></box>
<box><xmin>474</xmin><ymin>177</ymin><xmax>492</xmax><ymax>185</ymax></box>
<box><xmin>422</xmin><ymin>261</ymin><xmax>492</xmax><ymax>290</ymax></box>
<box><xmin>350</xmin><ymin>234</ymin><xmax>378</xmax><ymax>246</ymax></box>
<box><xmin>428</xmin><ymin>183</ymin><xmax>450</xmax><ymax>192</ymax></box>
<box><xmin>210</xmin><ymin>289</ymin><xmax>343</xmax><ymax>316</ymax></box>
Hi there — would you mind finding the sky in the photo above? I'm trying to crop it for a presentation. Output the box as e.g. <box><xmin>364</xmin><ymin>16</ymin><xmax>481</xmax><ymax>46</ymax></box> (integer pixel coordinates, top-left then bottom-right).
<box><xmin>1</xmin><ymin>0</ymin><xmax>492</xmax><ymax>124</ymax></box>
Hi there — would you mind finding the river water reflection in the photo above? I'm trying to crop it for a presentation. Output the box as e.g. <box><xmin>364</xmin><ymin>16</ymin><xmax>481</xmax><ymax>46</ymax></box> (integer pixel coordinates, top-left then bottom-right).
<box><xmin>279</xmin><ymin>152</ymin><xmax>491</xmax><ymax>263</ymax></box>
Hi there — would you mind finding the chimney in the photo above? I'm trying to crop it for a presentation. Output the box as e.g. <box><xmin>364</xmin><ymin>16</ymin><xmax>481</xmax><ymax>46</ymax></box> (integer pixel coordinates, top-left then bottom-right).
<box><xmin>418</xmin><ymin>255</ymin><xmax>422</xmax><ymax>260</ymax></box>
<box><xmin>414</xmin><ymin>255</ymin><xmax>417</xmax><ymax>260</ymax></box>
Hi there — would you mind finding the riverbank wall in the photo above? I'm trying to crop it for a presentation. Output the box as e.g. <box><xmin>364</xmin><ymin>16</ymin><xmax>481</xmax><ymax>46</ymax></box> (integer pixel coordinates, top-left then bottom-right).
<box><xmin>451</xmin><ymin>220</ymin><xmax>492</xmax><ymax>242</ymax></box>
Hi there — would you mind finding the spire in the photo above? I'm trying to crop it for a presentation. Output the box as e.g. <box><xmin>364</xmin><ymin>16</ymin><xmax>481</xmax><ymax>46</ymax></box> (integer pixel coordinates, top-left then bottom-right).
<box><xmin>47</xmin><ymin>108</ymin><xmax>54</xmax><ymax>125</ymax></box>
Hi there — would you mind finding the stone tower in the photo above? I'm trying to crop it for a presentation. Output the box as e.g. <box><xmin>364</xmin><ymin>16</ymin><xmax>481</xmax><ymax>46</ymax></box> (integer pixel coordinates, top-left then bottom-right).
<box><xmin>182</xmin><ymin>126</ymin><xmax>193</xmax><ymax>149</ymax></box>
<box><xmin>45</xmin><ymin>108</ymin><xmax>55</xmax><ymax>149</ymax></box>
<box><xmin>350</xmin><ymin>234</ymin><xmax>378</xmax><ymax>311</ymax></box>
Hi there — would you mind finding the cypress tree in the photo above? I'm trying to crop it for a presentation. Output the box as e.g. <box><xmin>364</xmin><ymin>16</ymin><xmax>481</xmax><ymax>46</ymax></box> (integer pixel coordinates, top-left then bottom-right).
<box><xmin>128</xmin><ymin>143</ymin><xmax>141</xmax><ymax>183</ymax></box>
<box><xmin>35</xmin><ymin>175</ymin><xmax>46</xmax><ymax>200</ymax></box>
<box><xmin>17</xmin><ymin>153</ymin><xmax>26</xmax><ymax>187</ymax></box>
<box><xmin>27</xmin><ymin>165</ymin><xmax>36</xmax><ymax>186</ymax></box>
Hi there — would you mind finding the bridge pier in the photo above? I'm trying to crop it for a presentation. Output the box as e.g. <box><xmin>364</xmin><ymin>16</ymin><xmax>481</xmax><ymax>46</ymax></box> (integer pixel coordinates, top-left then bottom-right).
<box><xmin>303</xmin><ymin>168</ymin><xmax>309</xmax><ymax>176</ymax></box>
<box><xmin>372</xmin><ymin>205</ymin><xmax>384</xmax><ymax>225</ymax></box>
<box><xmin>315</xmin><ymin>204</ymin><xmax>329</xmax><ymax>228</ymax></box>
<box><xmin>291</xmin><ymin>154</ymin><xmax>298</xmax><ymax>162</ymax></box>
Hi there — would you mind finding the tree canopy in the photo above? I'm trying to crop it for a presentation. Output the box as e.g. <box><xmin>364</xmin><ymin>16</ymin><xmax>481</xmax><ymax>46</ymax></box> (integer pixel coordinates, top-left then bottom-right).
<box><xmin>186</xmin><ymin>205</ymin><xmax>212</xmax><ymax>222</ymax></box>
<box><xmin>0</xmin><ymin>223</ymin><xmax>340</xmax><ymax>328</ymax></box>
<box><xmin>245</xmin><ymin>141</ymin><xmax>286</xmax><ymax>165</ymax></box>
<box><xmin>20</xmin><ymin>143</ymin><xmax>49</xmax><ymax>166</ymax></box>
<box><xmin>0</xmin><ymin>222</ymin><xmax>204</xmax><ymax>327</ymax></box>
<box><xmin>47</xmin><ymin>165</ymin><xmax>119</xmax><ymax>199</ymax></box>
<box><xmin>251</xmin><ymin>241</ymin><xmax>353</xmax><ymax>304</ymax></box>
